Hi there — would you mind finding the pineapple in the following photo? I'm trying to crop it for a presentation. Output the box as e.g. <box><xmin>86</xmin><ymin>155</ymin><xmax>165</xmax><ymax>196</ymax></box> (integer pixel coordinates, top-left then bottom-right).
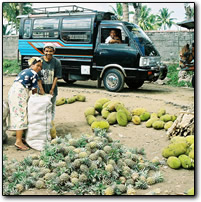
<box><xmin>90</xmin><ymin>161</ymin><xmax>98</xmax><ymax>169</ymax></box>
<box><xmin>103</xmin><ymin>145</ymin><xmax>112</xmax><ymax>153</ymax></box>
<box><xmin>146</xmin><ymin>177</ymin><xmax>156</xmax><ymax>185</ymax></box>
<box><xmin>72</xmin><ymin>159</ymin><xmax>81</xmax><ymax>168</ymax></box>
<box><xmin>80</xmin><ymin>164</ymin><xmax>89</xmax><ymax>173</ymax></box>
<box><xmin>131</xmin><ymin>172</ymin><xmax>139</xmax><ymax>181</ymax></box>
<box><xmin>32</xmin><ymin>160</ymin><xmax>39</xmax><ymax>166</ymax></box>
<box><xmin>127</xmin><ymin>187</ymin><xmax>136</xmax><ymax>195</ymax></box>
<box><xmin>39</xmin><ymin>160</ymin><xmax>45</xmax><ymax>167</ymax></box>
<box><xmin>89</xmin><ymin>141</ymin><xmax>97</xmax><ymax>149</ymax></box>
<box><xmin>79</xmin><ymin>152</ymin><xmax>88</xmax><ymax>158</ymax></box>
<box><xmin>104</xmin><ymin>186</ymin><xmax>114</xmax><ymax>195</ymax></box>
<box><xmin>71</xmin><ymin>177</ymin><xmax>79</xmax><ymax>185</ymax></box>
<box><xmin>44</xmin><ymin>173</ymin><xmax>52</xmax><ymax>181</ymax></box>
<box><xmin>35</xmin><ymin>179</ymin><xmax>45</xmax><ymax>189</ymax></box>
<box><xmin>108</xmin><ymin>159</ymin><xmax>116</xmax><ymax>166</ymax></box>
<box><xmin>119</xmin><ymin>176</ymin><xmax>126</xmax><ymax>184</ymax></box>
<box><xmin>79</xmin><ymin>174</ymin><xmax>88</xmax><ymax>182</ymax></box>
<box><xmin>30</xmin><ymin>154</ymin><xmax>39</xmax><ymax>160</ymax></box>
<box><xmin>116</xmin><ymin>184</ymin><xmax>126</xmax><ymax>194</ymax></box>
<box><xmin>105</xmin><ymin>164</ymin><xmax>114</xmax><ymax>172</ymax></box>
<box><xmin>89</xmin><ymin>153</ymin><xmax>98</xmax><ymax>161</ymax></box>
<box><xmin>16</xmin><ymin>184</ymin><xmax>24</xmax><ymax>193</ymax></box>
<box><xmin>73</xmin><ymin>148</ymin><xmax>81</xmax><ymax>154</ymax></box>
<box><xmin>71</xmin><ymin>171</ymin><xmax>79</xmax><ymax>178</ymax></box>
<box><xmin>57</xmin><ymin>161</ymin><xmax>66</xmax><ymax>168</ymax></box>
<box><xmin>60</xmin><ymin>173</ymin><xmax>70</xmax><ymax>182</ymax></box>
<box><xmin>124</xmin><ymin>159</ymin><xmax>135</xmax><ymax>167</ymax></box>
<box><xmin>126</xmin><ymin>179</ymin><xmax>134</xmax><ymax>185</ymax></box>
<box><xmin>69</xmin><ymin>139</ymin><xmax>77</xmax><ymax>147</ymax></box>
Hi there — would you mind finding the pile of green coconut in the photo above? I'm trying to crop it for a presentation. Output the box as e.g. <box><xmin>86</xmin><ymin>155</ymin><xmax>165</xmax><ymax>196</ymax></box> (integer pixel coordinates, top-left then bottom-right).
<box><xmin>3</xmin><ymin>130</ymin><xmax>164</xmax><ymax>195</ymax></box>
<box><xmin>84</xmin><ymin>98</ymin><xmax>177</xmax><ymax>131</ymax></box>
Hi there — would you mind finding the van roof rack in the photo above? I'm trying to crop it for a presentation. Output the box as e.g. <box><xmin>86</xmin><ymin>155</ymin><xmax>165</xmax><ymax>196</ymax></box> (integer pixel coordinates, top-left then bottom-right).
<box><xmin>31</xmin><ymin>5</ymin><xmax>103</xmax><ymax>15</ymax></box>
<box><xmin>16</xmin><ymin>5</ymin><xmax>117</xmax><ymax>20</ymax></box>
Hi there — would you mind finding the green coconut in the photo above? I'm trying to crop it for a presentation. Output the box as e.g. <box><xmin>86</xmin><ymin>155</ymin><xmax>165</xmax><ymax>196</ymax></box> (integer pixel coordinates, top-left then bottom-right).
<box><xmin>167</xmin><ymin>156</ymin><xmax>181</xmax><ymax>169</ymax></box>
<box><xmin>84</xmin><ymin>107</ymin><xmax>95</xmax><ymax>117</ymax></box>
<box><xmin>106</xmin><ymin>112</ymin><xmax>117</xmax><ymax>125</ymax></box>
<box><xmin>152</xmin><ymin>120</ymin><xmax>165</xmax><ymax>129</ymax></box>
<box><xmin>162</xmin><ymin>142</ymin><xmax>188</xmax><ymax>158</ymax></box>
<box><xmin>178</xmin><ymin>154</ymin><xmax>192</xmax><ymax>169</ymax></box>
<box><xmin>116</xmin><ymin>110</ymin><xmax>128</xmax><ymax>126</ymax></box>
<box><xmin>140</xmin><ymin>112</ymin><xmax>150</xmax><ymax>121</ymax></box>
<box><xmin>91</xmin><ymin>121</ymin><xmax>110</xmax><ymax>131</ymax></box>
<box><xmin>164</xmin><ymin>121</ymin><xmax>173</xmax><ymax>130</ymax></box>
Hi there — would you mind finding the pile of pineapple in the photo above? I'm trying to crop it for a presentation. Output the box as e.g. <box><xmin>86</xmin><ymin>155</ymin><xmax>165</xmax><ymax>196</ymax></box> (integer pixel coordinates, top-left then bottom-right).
<box><xmin>84</xmin><ymin>98</ymin><xmax>177</xmax><ymax>131</ymax></box>
<box><xmin>3</xmin><ymin>130</ymin><xmax>164</xmax><ymax>195</ymax></box>
<box><xmin>162</xmin><ymin>135</ymin><xmax>194</xmax><ymax>169</ymax></box>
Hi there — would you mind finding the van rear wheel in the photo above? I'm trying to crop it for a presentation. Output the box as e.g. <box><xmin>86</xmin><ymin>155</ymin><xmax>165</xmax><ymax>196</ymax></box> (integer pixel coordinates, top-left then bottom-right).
<box><xmin>126</xmin><ymin>79</ymin><xmax>144</xmax><ymax>89</ymax></box>
<box><xmin>103</xmin><ymin>69</ymin><xmax>124</xmax><ymax>92</ymax></box>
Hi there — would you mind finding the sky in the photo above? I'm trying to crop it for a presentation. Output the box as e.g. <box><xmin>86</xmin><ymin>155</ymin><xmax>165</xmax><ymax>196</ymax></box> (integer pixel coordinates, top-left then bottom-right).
<box><xmin>31</xmin><ymin>2</ymin><xmax>194</xmax><ymax>31</ymax></box>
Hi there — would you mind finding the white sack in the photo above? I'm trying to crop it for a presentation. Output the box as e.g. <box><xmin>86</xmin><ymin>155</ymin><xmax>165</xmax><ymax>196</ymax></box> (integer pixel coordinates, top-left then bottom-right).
<box><xmin>26</xmin><ymin>94</ymin><xmax>52</xmax><ymax>151</ymax></box>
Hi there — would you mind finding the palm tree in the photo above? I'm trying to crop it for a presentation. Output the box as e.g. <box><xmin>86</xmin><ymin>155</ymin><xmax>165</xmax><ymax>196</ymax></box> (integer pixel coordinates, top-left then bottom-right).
<box><xmin>130</xmin><ymin>3</ymin><xmax>142</xmax><ymax>24</ymax></box>
<box><xmin>3</xmin><ymin>3</ymin><xmax>32</xmax><ymax>34</ymax></box>
<box><xmin>122</xmin><ymin>3</ymin><xmax>129</xmax><ymax>22</ymax></box>
<box><xmin>184</xmin><ymin>3</ymin><xmax>194</xmax><ymax>20</ymax></box>
<box><xmin>138</xmin><ymin>5</ymin><xmax>156</xmax><ymax>30</ymax></box>
<box><xmin>156</xmin><ymin>8</ymin><xmax>176</xmax><ymax>30</ymax></box>
<box><xmin>110</xmin><ymin>3</ymin><xmax>123</xmax><ymax>20</ymax></box>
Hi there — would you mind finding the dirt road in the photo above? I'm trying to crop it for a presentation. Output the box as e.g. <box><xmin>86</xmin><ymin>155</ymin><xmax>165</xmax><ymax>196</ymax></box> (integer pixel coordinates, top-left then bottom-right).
<box><xmin>3</xmin><ymin>76</ymin><xmax>194</xmax><ymax>195</ymax></box>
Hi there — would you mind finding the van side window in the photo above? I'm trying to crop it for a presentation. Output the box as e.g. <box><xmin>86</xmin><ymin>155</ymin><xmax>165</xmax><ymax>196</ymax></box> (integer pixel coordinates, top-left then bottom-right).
<box><xmin>23</xmin><ymin>19</ymin><xmax>31</xmax><ymax>38</ymax></box>
<box><xmin>61</xmin><ymin>18</ymin><xmax>92</xmax><ymax>43</ymax></box>
<box><xmin>32</xmin><ymin>18</ymin><xmax>59</xmax><ymax>38</ymax></box>
<box><xmin>101</xmin><ymin>28</ymin><xmax>128</xmax><ymax>44</ymax></box>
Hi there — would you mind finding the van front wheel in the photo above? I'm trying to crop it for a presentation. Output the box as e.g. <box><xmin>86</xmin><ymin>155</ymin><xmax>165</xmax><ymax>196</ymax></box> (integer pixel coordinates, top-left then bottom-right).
<box><xmin>103</xmin><ymin>69</ymin><xmax>124</xmax><ymax>92</ymax></box>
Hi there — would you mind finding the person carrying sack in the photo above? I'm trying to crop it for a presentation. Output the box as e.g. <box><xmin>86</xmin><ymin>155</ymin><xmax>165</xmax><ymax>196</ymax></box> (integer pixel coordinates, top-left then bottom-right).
<box><xmin>7</xmin><ymin>57</ymin><xmax>43</xmax><ymax>151</ymax></box>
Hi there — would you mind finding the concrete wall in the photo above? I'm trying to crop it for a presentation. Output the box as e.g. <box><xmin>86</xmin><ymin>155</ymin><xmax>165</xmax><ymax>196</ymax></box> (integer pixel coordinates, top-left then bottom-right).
<box><xmin>146</xmin><ymin>30</ymin><xmax>194</xmax><ymax>63</ymax></box>
<box><xmin>3</xmin><ymin>35</ymin><xmax>19</xmax><ymax>60</ymax></box>
<box><xmin>3</xmin><ymin>30</ymin><xmax>194</xmax><ymax>63</ymax></box>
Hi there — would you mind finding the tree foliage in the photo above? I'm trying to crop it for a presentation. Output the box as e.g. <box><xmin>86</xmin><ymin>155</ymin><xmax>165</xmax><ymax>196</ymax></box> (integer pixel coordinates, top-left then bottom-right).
<box><xmin>138</xmin><ymin>5</ymin><xmax>158</xmax><ymax>30</ymax></box>
<box><xmin>3</xmin><ymin>3</ymin><xmax>32</xmax><ymax>34</ymax></box>
<box><xmin>156</xmin><ymin>8</ymin><xmax>176</xmax><ymax>30</ymax></box>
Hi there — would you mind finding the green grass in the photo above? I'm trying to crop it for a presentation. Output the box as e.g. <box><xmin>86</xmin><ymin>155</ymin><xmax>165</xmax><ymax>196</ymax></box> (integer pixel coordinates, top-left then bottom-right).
<box><xmin>166</xmin><ymin>64</ymin><xmax>193</xmax><ymax>88</ymax></box>
<box><xmin>3</xmin><ymin>59</ymin><xmax>21</xmax><ymax>74</ymax></box>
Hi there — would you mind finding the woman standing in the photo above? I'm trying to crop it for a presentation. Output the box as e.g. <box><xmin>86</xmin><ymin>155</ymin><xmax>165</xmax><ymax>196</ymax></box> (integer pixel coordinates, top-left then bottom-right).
<box><xmin>8</xmin><ymin>57</ymin><xmax>43</xmax><ymax>151</ymax></box>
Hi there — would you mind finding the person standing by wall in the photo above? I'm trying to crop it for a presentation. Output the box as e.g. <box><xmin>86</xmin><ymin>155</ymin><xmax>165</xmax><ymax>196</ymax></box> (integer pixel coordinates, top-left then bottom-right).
<box><xmin>38</xmin><ymin>43</ymin><xmax>62</xmax><ymax>121</ymax></box>
<box><xmin>8</xmin><ymin>57</ymin><xmax>43</xmax><ymax>151</ymax></box>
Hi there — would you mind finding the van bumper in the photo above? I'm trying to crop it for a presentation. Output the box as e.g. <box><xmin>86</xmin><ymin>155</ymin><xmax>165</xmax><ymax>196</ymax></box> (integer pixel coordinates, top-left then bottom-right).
<box><xmin>125</xmin><ymin>64</ymin><xmax>167</xmax><ymax>82</ymax></box>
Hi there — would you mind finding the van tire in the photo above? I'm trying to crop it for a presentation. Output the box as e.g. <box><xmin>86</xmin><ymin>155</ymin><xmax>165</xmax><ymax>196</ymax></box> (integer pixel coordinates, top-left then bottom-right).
<box><xmin>126</xmin><ymin>79</ymin><xmax>144</xmax><ymax>89</ymax></box>
<box><xmin>103</xmin><ymin>69</ymin><xmax>124</xmax><ymax>92</ymax></box>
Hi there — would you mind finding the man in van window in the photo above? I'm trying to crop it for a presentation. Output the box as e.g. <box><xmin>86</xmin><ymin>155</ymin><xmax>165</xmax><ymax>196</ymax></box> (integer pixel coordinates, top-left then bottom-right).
<box><xmin>105</xmin><ymin>29</ymin><xmax>122</xmax><ymax>44</ymax></box>
<box><xmin>37</xmin><ymin>43</ymin><xmax>62</xmax><ymax>121</ymax></box>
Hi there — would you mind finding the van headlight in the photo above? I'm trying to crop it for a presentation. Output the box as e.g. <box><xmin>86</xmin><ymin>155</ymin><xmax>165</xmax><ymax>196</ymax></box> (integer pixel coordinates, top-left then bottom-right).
<box><xmin>139</xmin><ymin>56</ymin><xmax>161</xmax><ymax>67</ymax></box>
<box><xmin>139</xmin><ymin>57</ymin><xmax>149</xmax><ymax>66</ymax></box>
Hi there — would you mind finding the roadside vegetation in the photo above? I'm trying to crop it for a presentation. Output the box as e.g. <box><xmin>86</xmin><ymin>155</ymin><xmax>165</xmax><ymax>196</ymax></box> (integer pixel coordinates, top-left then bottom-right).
<box><xmin>3</xmin><ymin>59</ymin><xmax>21</xmax><ymax>74</ymax></box>
<box><xmin>166</xmin><ymin>64</ymin><xmax>193</xmax><ymax>88</ymax></box>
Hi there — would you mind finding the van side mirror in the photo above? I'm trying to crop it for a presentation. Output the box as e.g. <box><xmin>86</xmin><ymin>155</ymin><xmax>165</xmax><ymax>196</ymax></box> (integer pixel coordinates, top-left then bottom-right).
<box><xmin>125</xmin><ymin>36</ymin><xmax>129</xmax><ymax>45</ymax></box>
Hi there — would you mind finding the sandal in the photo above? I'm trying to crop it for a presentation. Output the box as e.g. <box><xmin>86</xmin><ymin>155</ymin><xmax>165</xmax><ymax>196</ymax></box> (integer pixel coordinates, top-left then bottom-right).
<box><xmin>15</xmin><ymin>144</ymin><xmax>30</xmax><ymax>151</ymax></box>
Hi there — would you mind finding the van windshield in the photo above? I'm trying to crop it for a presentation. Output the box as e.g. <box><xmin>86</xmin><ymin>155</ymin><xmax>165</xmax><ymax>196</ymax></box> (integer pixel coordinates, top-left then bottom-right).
<box><xmin>126</xmin><ymin>24</ymin><xmax>152</xmax><ymax>44</ymax></box>
<box><xmin>126</xmin><ymin>24</ymin><xmax>158</xmax><ymax>56</ymax></box>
